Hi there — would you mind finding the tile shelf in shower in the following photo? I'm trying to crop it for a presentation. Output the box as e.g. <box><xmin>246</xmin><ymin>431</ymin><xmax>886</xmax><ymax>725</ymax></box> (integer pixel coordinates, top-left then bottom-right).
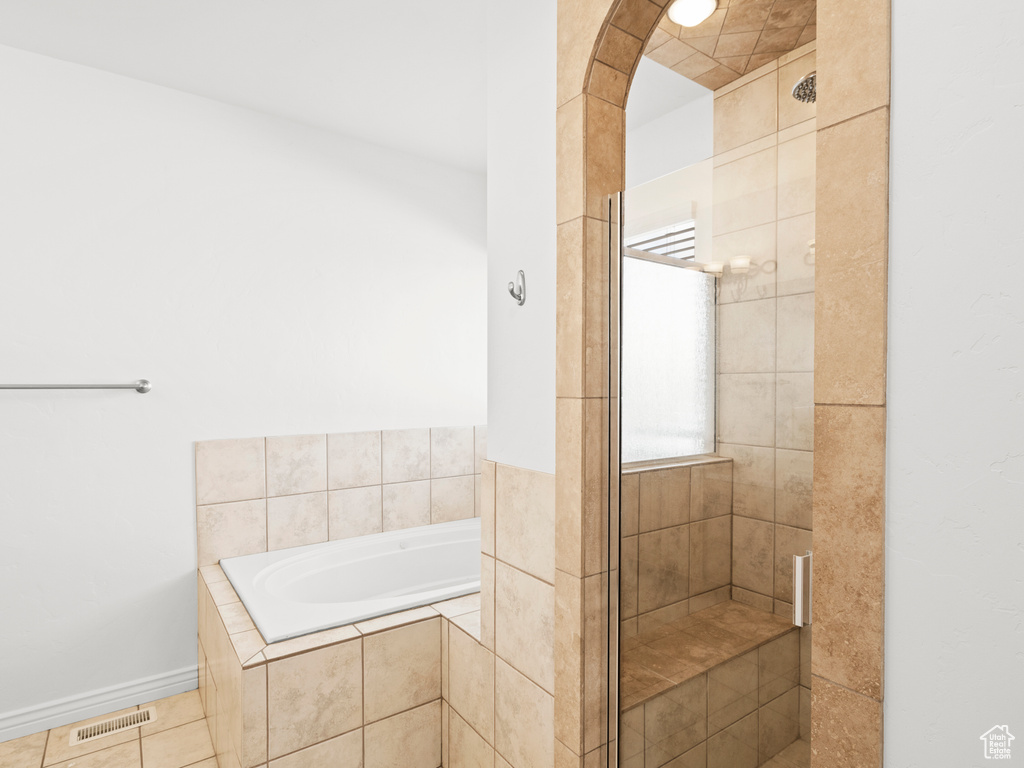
<box><xmin>620</xmin><ymin>599</ymin><xmax>795</xmax><ymax>711</ymax></box>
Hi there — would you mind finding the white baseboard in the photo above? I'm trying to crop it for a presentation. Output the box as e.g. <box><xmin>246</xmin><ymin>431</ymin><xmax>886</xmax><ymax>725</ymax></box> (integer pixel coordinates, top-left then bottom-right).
<box><xmin>0</xmin><ymin>665</ymin><xmax>198</xmax><ymax>743</ymax></box>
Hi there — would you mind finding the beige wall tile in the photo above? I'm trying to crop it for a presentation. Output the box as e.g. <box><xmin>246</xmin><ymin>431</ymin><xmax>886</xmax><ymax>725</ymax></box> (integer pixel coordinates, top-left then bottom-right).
<box><xmin>431</xmin><ymin>475</ymin><xmax>476</xmax><ymax>524</ymax></box>
<box><xmin>557</xmin><ymin>96</ymin><xmax>585</xmax><ymax>224</ymax></box>
<box><xmin>474</xmin><ymin>426</ymin><xmax>487</xmax><ymax>472</ymax></box>
<box><xmin>241</xmin><ymin>665</ymin><xmax>267</xmax><ymax>767</ymax></box>
<box><xmin>554</xmin><ymin>572</ymin><xmax>583</xmax><ymax>752</ymax></box>
<box><xmin>690</xmin><ymin>462</ymin><xmax>733</xmax><ymax>521</ymax></box>
<box><xmin>815</xmin><ymin>108</ymin><xmax>889</xmax><ymax>405</ymax></box>
<box><xmin>776</xmin><ymin>372</ymin><xmax>813</xmax><ymax>450</ymax></box>
<box><xmin>638</xmin><ymin>525</ymin><xmax>689</xmax><ymax>613</ymax></box>
<box><xmin>718</xmin><ymin>298</ymin><xmax>776</xmax><ymax>374</ymax></box>
<box><xmin>609</xmin><ymin>0</ymin><xmax>664</xmax><ymax>43</ymax></box>
<box><xmin>817</xmin><ymin>0</ymin><xmax>889</xmax><ymax>128</ymax></box>
<box><xmin>268</xmin><ymin>730</ymin><xmax>361</xmax><ymax>768</ymax></box>
<box><xmin>328</xmin><ymin>485</ymin><xmax>383</xmax><ymax>540</ymax></box>
<box><xmin>582</xmin><ymin>573</ymin><xmax>607</xmax><ymax>753</ymax></box>
<box><xmin>638</xmin><ymin>467</ymin><xmax>690</xmax><ymax>532</ymax></box>
<box><xmin>219</xmin><ymin>602</ymin><xmax>255</xmax><ymax>636</ymax></box>
<box><xmin>327</xmin><ymin>431</ymin><xmax>381</xmax><ymax>490</ymax></box>
<box><xmin>776</xmin><ymin>213</ymin><xmax>815</xmax><ymax>297</ymax></box>
<box><xmin>712</xmin><ymin>148</ymin><xmax>777</xmax><ymax>237</ymax></box>
<box><xmin>495</xmin><ymin>561</ymin><xmax>555</xmax><ymax>694</ymax></box>
<box><xmin>557</xmin><ymin>0</ymin><xmax>614</xmax><ymax>106</ymax></box>
<box><xmin>449</xmin><ymin>623</ymin><xmax>495</xmax><ymax>743</ymax></box>
<box><xmin>708</xmin><ymin>649</ymin><xmax>758</xmax><ymax>735</ymax></box>
<box><xmin>262</xmin><ymin>625</ymin><xmax>359</xmax><ymax>663</ymax></box>
<box><xmin>715</xmin><ymin>223</ymin><xmax>777</xmax><ymax>305</ymax></box>
<box><xmin>364</xmin><ymin>700</ymin><xmax>440</xmax><ymax>768</ymax></box>
<box><xmin>381</xmin><ymin>428</ymin><xmax>430</xmax><ymax>484</ymax></box>
<box><xmin>644</xmin><ymin>676</ymin><xmax>707</xmax><ymax>766</ymax></box>
<box><xmin>196</xmin><ymin>437</ymin><xmax>265</xmax><ymax>505</ymax></box>
<box><xmin>773</xmin><ymin>525</ymin><xmax>813</xmax><ymax>603</ymax></box>
<box><xmin>557</xmin><ymin>220</ymin><xmax>585</xmax><ymax>399</ymax></box>
<box><xmin>450</xmin><ymin>709</ymin><xmax>495</xmax><ymax>768</ymax></box>
<box><xmin>481</xmin><ymin>461</ymin><xmax>496</xmax><ymax>556</ymax></box>
<box><xmin>382</xmin><ymin>480</ymin><xmax>430</xmax><ymax>531</ymax></box>
<box><xmin>758</xmin><ymin>686</ymin><xmax>800</xmax><ymax>760</ymax></box>
<box><xmin>778</xmin><ymin>50</ymin><xmax>816</xmax><ymax>129</ymax></box>
<box><xmin>494</xmin><ymin>659</ymin><xmax>554</xmax><ymax>768</ymax></box>
<box><xmin>621</xmin><ymin>534</ymin><xmax>639</xmax><ymax>619</ymax></box>
<box><xmin>776</xmin><ymin>292</ymin><xmax>814</xmax><ymax>372</ymax></box>
<box><xmin>582</xmin><ymin>397</ymin><xmax>609</xmax><ymax>577</ymax></box>
<box><xmin>619</xmin><ymin>705</ymin><xmax>644</xmax><ymax>767</ymax></box>
<box><xmin>267</xmin><ymin>492</ymin><xmax>328</xmax><ymax>551</ymax></box>
<box><xmin>266</xmin><ymin>434</ymin><xmax>327</xmax><ymax>497</ymax></box>
<box><xmin>800</xmin><ymin>684</ymin><xmax>811</xmax><ymax>739</ymax></box>
<box><xmin>732</xmin><ymin>516</ymin><xmax>774</xmax><ymax>595</ymax></box>
<box><xmin>620</xmin><ymin>472</ymin><xmax>640</xmax><ymax>535</ymax></box>
<box><xmin>777</xmin><ymin>131</ymin><xmax>815</xmax><ymax>220</ymax></box>
<box><xmin>589</xmin><ymin>60</ymin><xmax>629</xmax><ymax>107</ymax></box>
<box><xmin>431</xmin><ymin>427</ymin><xmax>476</xmax><ymax>478</ymax></box>
<box><xmin>690</xmin><ymin>516</ymin><xmax>732</xmax><ymax>595</ymax></box>
<box><xmin>717</xmin><ymin>374</ymin><xmax>775</xmax><ymax>447</ymax></box>
<box><xmin>267</xmin><ymin>639</ymin><xmax>361</xmax><ymax>758</ymax></box>
<box><xmin>774</xmin><ymin>448</ymin><xmax>812</xmax><ymax>529</ymax></box>
<box><xmin>759</xmin><ymin>631</ymin><xmax>800</xmax><ymax>704</ymax></box>
<box><xmin>689</xmin><ymin>584</ymin><xmax>731</xmax><ymax>613</ymax></box>
<box><xmin>595</xmin><ymin>24</ymin><xmax>643</xmax><ymax>73</ymax></box>
<box><xmin>707</xmin><ymin>710</ymin><xmax>757</xmax><ymax>768</ymax></box>
<box><xmin>481</xmin><ymin>555</ymin><xmax>496</xmax><ymax>650</ymax></box>
<box><xmin>197</xmin><ymin>499</ymin><xmax>267</xmax><ymax>567</ymax></box>
<box><xmin>813</xmin><ymin>405</ymin><xmax>885</xmax><ymax>699</ymax></box>
<box><xmin>717</xmin><ymin>444</ymin><xmax>774</xmax><ymax>521</ymax></box>
<box><xmin>556</xmin><ymin>398</ymin><xmax>584</xmax><ymax>576</ymax></box>
<box><xmin>364</xmin><ymin>617</ymin><xmax>441</xmax><ymax>723</ymax></box>
<box><xmin>495</xmin><ymin>463</ymin><xmax>556</xmax><ymax>584</ymax></box>
<box><xmin>714</xmin><ymin>71</ymin><xmax>778</xmax><ymax>154</ymax></box>
<box><xmin>584</xmin><ymin>217</ymin><xmax>611</xmax><ymax>399</ymax></box>
<box><xmin>585</xmin><ymin>96</ymin><xmax>624</xmax><ymax>221</ymax></box>
<box><xmin>811</xmin><ymin>675</ymin><xmax>883</xmax><ymax>766</ymax></box>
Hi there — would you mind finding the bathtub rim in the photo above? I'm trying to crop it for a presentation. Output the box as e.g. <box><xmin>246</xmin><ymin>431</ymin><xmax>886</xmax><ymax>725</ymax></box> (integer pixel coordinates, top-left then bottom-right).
<box><xmin>219</xmin><ymin>517</ymin><xmax>481</xmax><ymax>644</ymax></box>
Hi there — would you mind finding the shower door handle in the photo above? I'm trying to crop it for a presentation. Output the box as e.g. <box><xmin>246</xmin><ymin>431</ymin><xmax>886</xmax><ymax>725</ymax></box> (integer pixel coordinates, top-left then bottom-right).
<box><xmin>793</xmin><ymin>551</ymin><xmax>812</xmax><ymax>627</ymax></box>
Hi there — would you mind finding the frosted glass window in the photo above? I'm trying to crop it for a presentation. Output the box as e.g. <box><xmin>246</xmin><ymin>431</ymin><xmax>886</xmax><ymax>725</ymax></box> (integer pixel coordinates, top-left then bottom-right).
<box><xmin>621</xmin><ymin>258</ymin><xmax>715</xmax><ymax>462</ymax></box>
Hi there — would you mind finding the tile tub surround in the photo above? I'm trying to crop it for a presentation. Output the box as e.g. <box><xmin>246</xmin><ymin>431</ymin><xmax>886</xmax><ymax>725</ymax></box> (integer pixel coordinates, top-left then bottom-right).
<box><xmin>195</xmin><ymin>426</ymin><xmax>486</xmax><ymax>567</ymax></box>
<box><xmin>620</xmin><ymin>601</ymin><xmax>803</xmax><ymax>768</ymax></box>
<box><xmin>198</xmin><ymin>564</ymin><xmax>478</xmax><ymax>768</ymax></box>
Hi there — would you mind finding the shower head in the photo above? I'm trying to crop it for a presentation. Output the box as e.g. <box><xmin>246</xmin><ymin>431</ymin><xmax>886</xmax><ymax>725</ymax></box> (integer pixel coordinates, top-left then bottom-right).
<box><xmin>792</xmin><ymin>72</ymin><xmax>816</xmax><ymax>103</ymax></box>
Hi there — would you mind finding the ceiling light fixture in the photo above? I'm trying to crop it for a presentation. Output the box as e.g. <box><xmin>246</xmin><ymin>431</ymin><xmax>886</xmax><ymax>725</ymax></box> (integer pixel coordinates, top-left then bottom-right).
<box><xmin>667</xmin><ymin>0</ymin><xmax>718</xmax><ymax>27</ymax></box>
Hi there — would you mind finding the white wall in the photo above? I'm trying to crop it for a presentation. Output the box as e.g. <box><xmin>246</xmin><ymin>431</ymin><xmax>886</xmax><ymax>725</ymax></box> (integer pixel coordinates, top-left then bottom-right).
<box><xmin>485</xmin><ymin>0</ymin><xmax>557</xmax><ymax>473</ymax></box>
<box><xmin>625</xmin><ymin>94</ymin><xmax>713</xmax><ymax>188</ymax></box>
<box><xmin>0</xmin><ymin>45</ymin><xmax>486</xmax><ymax>737</ymax></box>
<box><xmin>886</xmin><ymin>2</ymin><xmax>1024</xmax><ymax>763</ymax></box>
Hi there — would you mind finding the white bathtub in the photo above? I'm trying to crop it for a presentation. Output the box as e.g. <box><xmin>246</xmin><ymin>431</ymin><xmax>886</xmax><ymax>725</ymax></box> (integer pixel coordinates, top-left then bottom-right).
<box><xmin>220</xmin><ymin>518</ymin><xmax>481</xmax><ymax>643</ymax></box>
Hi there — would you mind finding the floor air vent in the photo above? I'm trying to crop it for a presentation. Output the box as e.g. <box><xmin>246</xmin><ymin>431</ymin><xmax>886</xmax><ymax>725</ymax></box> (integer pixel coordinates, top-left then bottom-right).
<box><xmin>69</xmin><ymin>707</ymin><xmax>157</xmax><ymax>746</ymax></box>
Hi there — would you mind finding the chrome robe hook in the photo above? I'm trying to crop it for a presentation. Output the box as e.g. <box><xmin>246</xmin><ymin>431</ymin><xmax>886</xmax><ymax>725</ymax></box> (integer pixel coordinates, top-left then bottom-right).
<box><xmin>508</xmin><ymin>270</ymin><xmax>526</xmax><ymax>306</ymax></box>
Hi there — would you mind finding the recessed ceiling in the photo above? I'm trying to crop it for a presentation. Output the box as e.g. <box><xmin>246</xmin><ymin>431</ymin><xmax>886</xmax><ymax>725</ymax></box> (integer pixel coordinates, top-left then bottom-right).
<box><xmin>0</xmin><ymin>0</ymin><xmax>487</xmax><ymax>172</ymax></box>
<box><xmin>645</xmin><ymin>0</ymin><xmax>816</xmax><ymax>90</ymax></box>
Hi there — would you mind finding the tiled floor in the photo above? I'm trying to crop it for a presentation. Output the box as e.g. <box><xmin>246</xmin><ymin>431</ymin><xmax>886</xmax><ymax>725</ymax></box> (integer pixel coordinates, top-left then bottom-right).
<box><xmin>0</xmin><ymin>690</ymin><xmax>213</xmax><ymax>768</ymax></box>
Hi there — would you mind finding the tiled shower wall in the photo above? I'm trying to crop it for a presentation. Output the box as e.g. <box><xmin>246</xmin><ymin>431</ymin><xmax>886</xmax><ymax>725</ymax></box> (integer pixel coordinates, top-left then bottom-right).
<box><xmin>619</xmin><ymin>459</ymin><xmax>733</xmax><ymax>636</ymax></box>
<box><xmin>195</xmin><ymin>426</ymin><xmax>486</xmax><ymax>566</ymax></box>
<box><xmin>711</xmin><ymin>42</ymin><xmax>817</xmax><ymax>739</ymax></box>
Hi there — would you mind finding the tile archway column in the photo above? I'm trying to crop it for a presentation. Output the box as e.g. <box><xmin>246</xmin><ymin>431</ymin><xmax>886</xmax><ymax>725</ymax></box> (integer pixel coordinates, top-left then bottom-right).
<box><xmin>552</xmin><ymin>0</ymin><xmax>891</xmax><ymax>766</ymax></box>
